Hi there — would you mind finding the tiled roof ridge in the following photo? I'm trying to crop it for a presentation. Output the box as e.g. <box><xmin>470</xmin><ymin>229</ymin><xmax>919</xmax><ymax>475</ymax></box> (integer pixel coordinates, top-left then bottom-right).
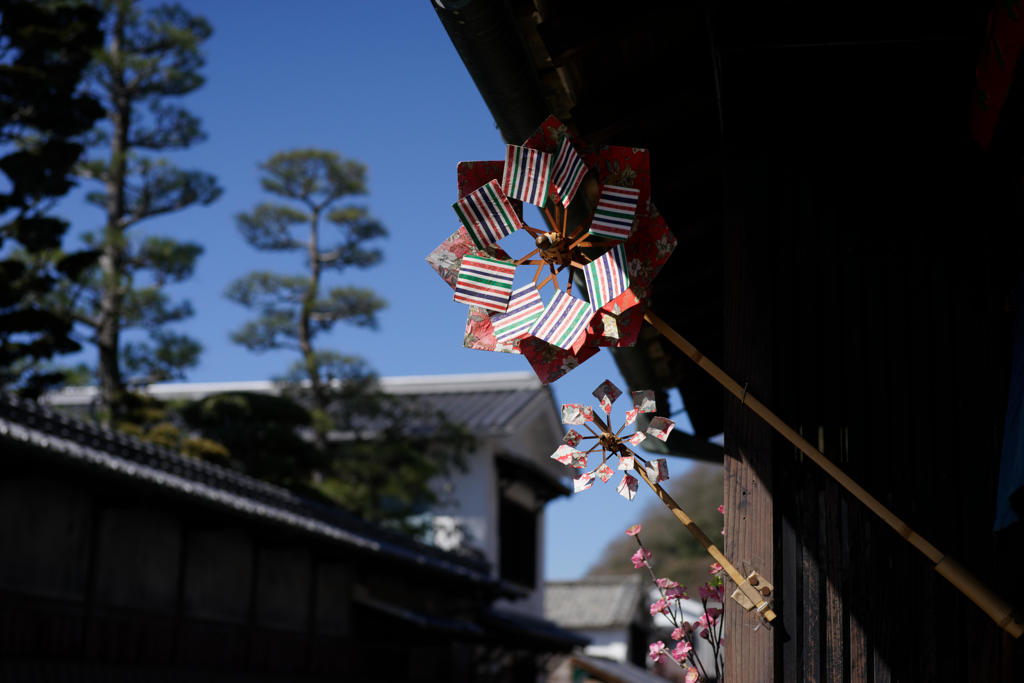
<box><xmin>548</xmin><ymin>573</ymin><xmax>644</xmax><ymax>586</ymax></box>
<box><xmin>44</xmin><ymin>371</ymin><xmax>544</xmax><ymax>405</ymax></box>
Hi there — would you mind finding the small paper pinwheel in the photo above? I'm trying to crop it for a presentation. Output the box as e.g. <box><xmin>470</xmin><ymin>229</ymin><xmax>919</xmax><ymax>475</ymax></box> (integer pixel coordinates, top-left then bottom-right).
<box><xmin>551</xmin><ymin>380</ymin><xmax>675</xmax><ymax>500</ymax></box>
<box><xmin>551</xmin><ymin>379</ymin><xmax>777</xmax><ymax>625</ymax></box>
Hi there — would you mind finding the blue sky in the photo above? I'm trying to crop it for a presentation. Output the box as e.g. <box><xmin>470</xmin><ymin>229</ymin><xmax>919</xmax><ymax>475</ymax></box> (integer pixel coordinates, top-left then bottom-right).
<box><xmin>56</xmin><ymin>0</ymin><xmax>695</xmax><ymax>580</ymax></box>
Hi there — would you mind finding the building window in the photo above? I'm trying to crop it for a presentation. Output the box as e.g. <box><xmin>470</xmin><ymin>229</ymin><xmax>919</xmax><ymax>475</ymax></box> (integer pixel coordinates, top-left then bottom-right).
<box><xmin>499</xmin><ymin>496</ymin><xmax>536</xmax><ymax>588</ymax></box>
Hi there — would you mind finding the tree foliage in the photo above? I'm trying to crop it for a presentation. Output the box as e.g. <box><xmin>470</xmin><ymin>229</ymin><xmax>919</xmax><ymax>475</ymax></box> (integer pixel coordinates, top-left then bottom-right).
<box><xmin>588</xmin><ymin>462</ymin><xmax>725</xmax><ymax>588</ymax></box>
<box><xmin>181</xmin><ymin>391</ymin><xmax>318</xmax><ymax>485</ymax></box>
<box><xmin>62</xmin><ymin>0</ymin><xmax>220</xmax><ymax>420</ymax></box>
<box><xmin>226</xmin><ymin>149</ymin><xmax>387</xmax><ymax>440</ymax></box>
<box><xmin>0</xmin><ymin>0</ymin><xmax>104</xmax><ymax>397</ymax></box>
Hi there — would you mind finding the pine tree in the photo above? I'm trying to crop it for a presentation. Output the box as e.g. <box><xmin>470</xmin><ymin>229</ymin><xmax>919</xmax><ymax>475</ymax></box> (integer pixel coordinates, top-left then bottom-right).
<box><xmin>0</xmin><ymin>0</ymin><xmax>104</xmax><ymax>397</ymax></box>
<box><xmin>70</xmin><ymin>0</ymin><xmax>220</xmax><ymax>420</ymax></box>
<box><xmin>226</xmin><ymin>149</ymin><xmax>470</xmax><ymax>530</ymax></box>
<box><xmin>226</xmin><ymin>149</ymin><xmax>387</xmax><ymax>445</ymax></box>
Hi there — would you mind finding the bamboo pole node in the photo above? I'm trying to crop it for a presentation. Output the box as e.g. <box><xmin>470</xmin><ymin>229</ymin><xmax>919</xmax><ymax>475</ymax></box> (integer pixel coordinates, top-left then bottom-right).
<box><xmin>630</xmin><ymin>458</ymin><xmax>777</xmax><ymax>625</ymax></box>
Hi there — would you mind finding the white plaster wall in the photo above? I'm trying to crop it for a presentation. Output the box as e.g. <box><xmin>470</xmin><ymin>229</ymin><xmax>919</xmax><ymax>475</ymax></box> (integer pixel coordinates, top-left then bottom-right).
<box><xmin>580</xmin><ymin>628</ymin><xmax>630</xmax><ymax>662</ymax></box>
<box><xmin>430</xmin><ymin>440</ymin><xmax>499</xmax><ymax>569</ymax></box>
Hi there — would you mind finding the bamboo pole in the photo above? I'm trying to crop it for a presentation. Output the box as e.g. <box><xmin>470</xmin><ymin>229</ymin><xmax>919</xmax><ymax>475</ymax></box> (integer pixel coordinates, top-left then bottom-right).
<box><xmin>643</xmin><ymin>309</ymin><xmax>1023</xmax><ymax>638</ymax></box>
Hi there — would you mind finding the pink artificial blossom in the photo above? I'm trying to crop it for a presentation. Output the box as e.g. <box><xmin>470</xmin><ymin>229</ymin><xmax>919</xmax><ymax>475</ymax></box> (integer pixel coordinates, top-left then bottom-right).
<box><xmin>671</xmin><ymin>626</ymin><xmax>686</xmax><ymax>641</ymax></box>
<box><xmin>649</xmin><ymin>641</ymin><xmax>668</xmax><ymax>664</ymax></box>
<box><xmin>666</xmin><ymin>585</ymin><xmax>688</xmax><ymax>600</ymax></box>
<box><xmin>698</xmin><ymin>584</ymin><xmax>714</xmax><ymax>601</ymax></box>
<box><xmin>631</xmin><ymin>547</ymin><xmax>652</xmax><ymax>568</ymax></box>
<box><xmin>717</xmin><ymin>504</ymin><xmax>724</xmax><ymax>514</ymax></box>
<box><xmin>656</xmin><ymin>577</ymin><xmax>678</xmax><ymax>589</ymax></box>
<box><xmin>685</xmin><ymin>667</ymin><xmax>699</xmax><ymax>683</ymax></box>
<box><xmin>649</xmin><ymin>598</ymin><xmax>669</xmax><ymax>616</ymax></box>
<box><xmin>626</xmin><ymin>523</ymin><xmax>642</xmax><ymax>536</ymax></box>
<box><xmin>709</xmin><ymin>562</ymin><xmax>723</xmax><ymax>575</ymax></box>
<box><xmin>671</xmin><ymin>640</ymin><xmax>693</xmax><ymax>662</ymax></box>
<box><xmin>697</xmin><ymin>612</ymin><xmax>718</xmax><ymax>630</ymax></box>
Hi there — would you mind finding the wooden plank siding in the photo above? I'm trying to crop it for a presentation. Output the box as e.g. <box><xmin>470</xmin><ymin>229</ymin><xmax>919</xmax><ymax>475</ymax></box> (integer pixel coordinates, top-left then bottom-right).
<box><xmin>721</xmin><ymin>151</ymin><xmax>1024</xmax><ymax>681</ymax></box>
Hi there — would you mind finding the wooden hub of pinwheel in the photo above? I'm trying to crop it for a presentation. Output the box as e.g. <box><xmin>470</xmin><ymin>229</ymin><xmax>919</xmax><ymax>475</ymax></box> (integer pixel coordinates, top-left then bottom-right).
<box><xmin>535</xmin><ymin>231</ymin><xmax>573</xmax><ymax>268</ymax></box>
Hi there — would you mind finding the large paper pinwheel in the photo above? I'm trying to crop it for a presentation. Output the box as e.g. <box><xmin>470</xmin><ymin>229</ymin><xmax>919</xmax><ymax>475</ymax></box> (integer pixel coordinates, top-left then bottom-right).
<box><xmin>426</xmin><ymin>116</ymin><xmax>677</xmax><ymax>384</ymax></box>
<box><xmin>551</xmin><ymin>379</ymin><xmax>675</xmax><ymax>499</ymax></box>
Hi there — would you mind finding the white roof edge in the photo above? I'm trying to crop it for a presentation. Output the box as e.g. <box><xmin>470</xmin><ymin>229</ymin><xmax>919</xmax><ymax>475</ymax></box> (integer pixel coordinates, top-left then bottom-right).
<box><xmin>378</xmin><ymin>371</ymin><xmax>540</xmax><ymax>394</ymax></box>
<box><xmin>42</xmin><ymin>372</ymin><xmax>542</xmax><ymax>405</ymax></box>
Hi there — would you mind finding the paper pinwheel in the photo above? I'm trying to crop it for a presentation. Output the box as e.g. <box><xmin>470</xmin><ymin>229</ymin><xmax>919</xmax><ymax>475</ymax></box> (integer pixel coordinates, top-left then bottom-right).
<box><xmin>550</xmin><ymin>379</ymin><xmax>675</xmax><ymax>499</ymax></box>
<box><xmin>426</xmin><ymin>116</ymin><xmax>677</xmax><ymax>384</ymax></box>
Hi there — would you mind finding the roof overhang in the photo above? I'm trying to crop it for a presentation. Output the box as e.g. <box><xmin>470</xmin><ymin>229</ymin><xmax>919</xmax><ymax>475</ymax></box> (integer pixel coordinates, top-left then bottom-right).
<box><xmin>433</xmin><ymin>0</ymin><xmax>996</xmax><ymax>444</ymax></box>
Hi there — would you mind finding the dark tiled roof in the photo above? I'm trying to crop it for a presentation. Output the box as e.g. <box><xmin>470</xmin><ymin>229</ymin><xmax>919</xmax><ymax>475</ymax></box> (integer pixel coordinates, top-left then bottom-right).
<box><xmin>570</xmin><ymin>654</ymin><xmax>671</xmax><ymax>683</ymax></box>
<box><xmin>405</xmin><ymin>388</ymin><xmax>545</xmax><ymax>434</ymax></box>
<box><xmin>545</xmin><ymin>574</ymin><xmax>647</xmax><ymax>629</ymax></box>
<box><xmin>0</xmin><ymin>392</ymin><xmax>501</xmax><ymax>589</ymax></box>
<box><xmin>482</xmin><ymin>607</ymin><xmax>589</xmax><ymax>650</ymax></box>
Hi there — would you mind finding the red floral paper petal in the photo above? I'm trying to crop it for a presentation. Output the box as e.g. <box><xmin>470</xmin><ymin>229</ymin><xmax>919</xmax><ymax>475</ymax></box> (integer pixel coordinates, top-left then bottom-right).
<box><xmin>426</xmin><ymin>226</ymin><xmax>513</xmax><ymax>291</ymax></box>
<box><xmin>521</xmin><ymin>115</ymin><xmax>586</xmax><ymax>155</ymax></box>
<box><xmin>519</xmin><ymin>334</ymin><xmax>599</xmax><ymax>384</ymax></box>
<box><xmin>626</xmin><ymin>206</ymin><xmax>676</xmax><ymax>303</ymax></box>
<box><xmin>585</xmin><ymin>146</ymin><xmax>652</xmax><ymax>219</ymax></box>
<box><xmin>587</xmin><ymin>287</ymin><xmax>644</xmax><ymax>348</ymax></box>
<box><xmin>464</xmin><ymin>305</ymin><xmax>521</xmax><ymax>355</ymax></box>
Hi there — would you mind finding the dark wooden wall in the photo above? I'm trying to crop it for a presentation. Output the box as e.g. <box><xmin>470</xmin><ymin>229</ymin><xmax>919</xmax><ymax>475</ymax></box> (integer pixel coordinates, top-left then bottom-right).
<box><xmin>0</xmin><ymin>447</ymin><xmax>484</xmax><ymax>682</ymax></box>
<box><xmin>716</xmin><ymin>10</ymin><xmax>1024</xmax><ymax>681</ymax></box>
<box><xmin>720</xmin><ymin>116</ymin><xmax>1024</xmax><ymax>683</ymax></box>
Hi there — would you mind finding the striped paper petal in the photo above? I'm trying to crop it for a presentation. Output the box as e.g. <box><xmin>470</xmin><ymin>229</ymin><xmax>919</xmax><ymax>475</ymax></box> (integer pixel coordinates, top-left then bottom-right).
<box><xmin>592</xmin><ymin>379</ymin><xmax>622</xmax><ymax>414</ymax></box>
<box><xmin>646</xmin><ymin>416</ymin><xmax>675</xmax><ymax>442</ymax></box>
<box><xmin>563</xmin><ymin>429</ymin><xmax>583</xmax><ymax>447</ymax></box>
<box><xmin>632</xmin><ymin>390</ymin><xmax>656</xmax><ymax>413</ymax></box>
<box><xmin>453</xmin><ymin>254</ymin><xmax>515</xmax><ymax>312</ymax></box>
<box><xmin>502</xmin><ymin>145</ymin><xmax>552</xmax><ymax>206</ymax></box>
<box><xmin>596</xmin><ymin>463</ymin><xmax>615</xmax><ymax>483</ymax></box>
<box><xmin>570</xmin><ymin>451</ymin><xmax>588</xmax><ymax>468</ymax></box>
<box><xmin>551</xmin><ymin>136</ymin><xmax>587</xmax><ymax>208</ymax></box>
<box><xmin>453</xmin><ymin>179</ymin><xmax>523</xmax><ymax>249</ymax></box>
<box><xmin>588</xmin><ymin>185</ymin><xmax>640</xmax><ymax>241</ymax></box>
<box><xmin>618</xmin><ymin>454</ymin><xmax>635</xmax><ymax>470</ymax></box>
<box><xmin>490</xmin><ymin>285</ymin><xmax>544</xmax><ymax>342</ymax></box>
<box><xmin>617</xmin><ymin>474</ymin><xmax>639</xmax><ymax>500</ymax></box>
<box><xmin>628</xmin><ymin>431</ymin><xmax>646</xmax><ymax>446</ymax></box>
<box><xmin>561</xmin><ymin>403</ymin><xmax>594</xmax><ymax>424</ymax></box>
<box><xmin>530</xmin><ymin>290</ymin><xmax>592</xmax><ymax>351</ymax></box>
<box><xmin>644</xmin><ymin>457</ymin><xmax>670</xmax><ymax>483</ymax></box>
<box><xmin>584</xmin><ymin>244</ymin><xmax>630</xmax><ymax>310</ymax></box>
